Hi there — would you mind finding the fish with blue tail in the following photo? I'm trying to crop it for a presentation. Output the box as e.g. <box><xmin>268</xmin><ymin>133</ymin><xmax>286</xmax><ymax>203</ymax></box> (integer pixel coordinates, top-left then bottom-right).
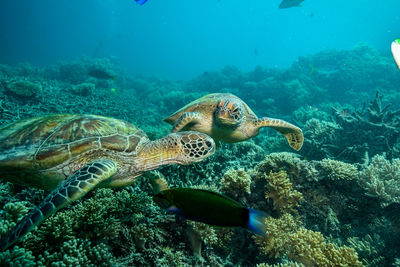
<box><xmin>153</xmin><ymin>188</ymin><xmax>269</xmax><ymax>237</ymax></box>
<box><xmin>135</xmin><ymin>0</ymin><xmax>148</xmax><ymax>4</ymax></box>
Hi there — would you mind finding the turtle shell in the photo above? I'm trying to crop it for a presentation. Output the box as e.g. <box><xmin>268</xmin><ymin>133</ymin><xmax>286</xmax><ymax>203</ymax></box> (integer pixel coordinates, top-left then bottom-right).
<box><xmin>164</xmin><ymin>93</ymin><xmax>258</xmax><ymax>124</ymax></box>
<box><xmin>0</xmin><ymin>114</ymin><xmax>148</xmax><ymax>171</ymax></box>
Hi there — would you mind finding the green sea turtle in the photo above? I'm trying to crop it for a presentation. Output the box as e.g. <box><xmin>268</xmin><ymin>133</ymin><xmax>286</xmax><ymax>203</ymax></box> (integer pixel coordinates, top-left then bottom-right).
<box><xmin>164</xmin><ymin>93</ymin><xmax>303</xmax><ymax>151</ymax></box>
<box><xmin>0</xmin><ymin>114</ymin><xmax>215</xmax><ymax>251</ymax></box>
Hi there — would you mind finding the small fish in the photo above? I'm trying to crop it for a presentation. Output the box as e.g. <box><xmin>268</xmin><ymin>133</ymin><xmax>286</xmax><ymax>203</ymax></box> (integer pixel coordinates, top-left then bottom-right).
<box><xmin>279</xmin><ymin>0</ymin><xmax>304</xmax><ymax>9</ymax></box>
<box><xmin>308</xmin><ymin>105</ymin><xmax>318</xmax><ymax>112</ymax></box>
<box><xmin>391</xmin><ymin>39</ymin><xmax>400</xmax><ymax>70</ymax></box>
<box><xmin>309</xmin><ymin>63</ymin><xmax>316</xmax><ymax>74</ymax></box>
<box><xmin>153</xmin><ymin>188</ymin><xmax>269</xmax><ymax>237</ymax></box>
<box><xmin>336</xmin><ymin>109</ymin><xmax>351</xmax><ymax>118</ymax></box>
<box><xmin>135</xmin><ymin>0</ymin><xmax>148</xmax><ymax>4</ymax></box>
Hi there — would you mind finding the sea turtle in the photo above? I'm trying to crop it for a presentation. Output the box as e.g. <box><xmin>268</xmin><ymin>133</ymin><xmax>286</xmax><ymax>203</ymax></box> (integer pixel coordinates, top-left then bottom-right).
<box><xmin>0</xmin><ymin>114</ymin><xmax>215</xmax><ymax>251</ymax></box>
<box><xmin>164</xmin><ymin>93</ymin><xmax>303</xmax><ymax>151</ymax></box>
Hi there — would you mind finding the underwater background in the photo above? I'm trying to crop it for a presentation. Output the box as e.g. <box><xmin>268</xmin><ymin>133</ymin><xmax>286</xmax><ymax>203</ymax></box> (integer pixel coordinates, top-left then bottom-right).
<box><xmin>0</xmin><ymin>0</ymin><xmax>400</xmax><ymax>266</ymax></box>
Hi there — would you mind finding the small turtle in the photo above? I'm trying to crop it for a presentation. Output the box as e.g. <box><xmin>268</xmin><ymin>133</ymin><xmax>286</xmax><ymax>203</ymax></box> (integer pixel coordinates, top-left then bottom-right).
<box><xmin>164</xmin><ymin>93</ymin><xmax>303</xmax><ymax>150</ymax></box>
<box><xmin>0</xmin><ymin>114</ymin><xmax>215</xmax><ymax>251</ymax></box>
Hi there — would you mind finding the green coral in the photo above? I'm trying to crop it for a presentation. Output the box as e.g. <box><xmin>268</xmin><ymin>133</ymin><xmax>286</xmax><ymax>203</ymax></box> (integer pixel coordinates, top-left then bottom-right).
<box><xmin>4</xmin><ymin>80</ymin><xmax>42</xmax><ymax>98</ymax></box>
<box><xmin>319</xmin><ymin>159</ymin><xmax>358</xmax><ymax>181</ymax></box>
<box><xmin>255</xmin><ymin>152</ymin><xmax>317</xmax><ymax>183</ymax></box>
<box><xmin>36</xmin><ymin>239</ymin><xmax>115</xmax><ymax>267</ymax></box>
<box><xmin>72</xmin><ymin>82</ymin><xmax>95</xmax><ymax>96</ymax></box>
<box><xmin>0</xmin><ymin>246</ymin><xmax>35</xmax><ymax>267</ymax></box>
<box><xmin>220</xmin><ymin>168</ymin><xmax>251</xmax><ymax>197</ymax></box>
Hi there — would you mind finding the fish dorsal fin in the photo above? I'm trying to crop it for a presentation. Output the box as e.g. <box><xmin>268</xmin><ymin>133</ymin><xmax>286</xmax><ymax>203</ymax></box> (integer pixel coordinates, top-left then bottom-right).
<box><xmin>187</xmin><ymin>188</ymin><xmax>243</xmax><ymax>208</ymax></box>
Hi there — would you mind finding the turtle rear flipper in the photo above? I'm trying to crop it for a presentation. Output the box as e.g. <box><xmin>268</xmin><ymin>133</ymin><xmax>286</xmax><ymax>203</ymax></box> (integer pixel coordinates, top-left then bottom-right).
<box><xmin>256</xmin><ymin>117</ymin><xmax>304</xmax><ymax>151</ymax></box>
<box><xmin>0</xmin><ymin>159</ymin><xmax>117</xmax><ymax>252</ymax></box>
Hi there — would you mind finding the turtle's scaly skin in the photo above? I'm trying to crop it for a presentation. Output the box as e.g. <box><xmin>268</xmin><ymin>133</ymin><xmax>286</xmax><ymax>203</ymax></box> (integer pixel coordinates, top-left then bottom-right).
<box><xmin>164</xmin><ymin>93</ymin><xmax>304</xmax><ymax>151</ymax></box>
<box><xmin>0</xmin><ymin>114</ymin><xmax>215</xmax><ymax>251</ymax></box>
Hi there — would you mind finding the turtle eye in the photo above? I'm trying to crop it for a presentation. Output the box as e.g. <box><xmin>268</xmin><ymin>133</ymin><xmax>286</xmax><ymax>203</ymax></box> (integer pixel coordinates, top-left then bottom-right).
<box><xmin>205</xmin><ymin>140</ymin><xmax>212</xmax><ymax>148</ymax></box>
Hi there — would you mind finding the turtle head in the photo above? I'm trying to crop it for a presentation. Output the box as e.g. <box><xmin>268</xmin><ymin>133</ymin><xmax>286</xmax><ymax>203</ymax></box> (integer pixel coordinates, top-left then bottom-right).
<box><xmin>140</xmin><ymin>131</ymin><xmax>215</xmax><ymax>170</ymax></box>
<box><xmin>215</xmin><ymin>98</ymin><xmax>244</xmax><ymax>127</ymax></box>
<box><xmin>174</xmin><ymin>131</ymin><xmax>215</xmax><ymax>164</ymax></box>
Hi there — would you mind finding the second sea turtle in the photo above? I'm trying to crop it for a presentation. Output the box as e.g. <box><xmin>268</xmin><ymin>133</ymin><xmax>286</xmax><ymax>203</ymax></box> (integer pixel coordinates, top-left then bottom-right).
<box><xmin>164</xmin><ymin>93</ymin><xmax>303</xmax><ymax>150</ymax></box>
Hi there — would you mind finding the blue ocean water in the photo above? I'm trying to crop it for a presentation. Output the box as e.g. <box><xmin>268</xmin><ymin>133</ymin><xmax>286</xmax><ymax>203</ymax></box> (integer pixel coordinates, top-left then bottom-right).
<box><xmin>1</xmin><ymin>1</ymin><xmax>400</xmax><ymax>266</ymax></box>
<box><xmin>0</xmin><ymin>0</ymin><xmax>399</xmax><ymax>78</ymax></box>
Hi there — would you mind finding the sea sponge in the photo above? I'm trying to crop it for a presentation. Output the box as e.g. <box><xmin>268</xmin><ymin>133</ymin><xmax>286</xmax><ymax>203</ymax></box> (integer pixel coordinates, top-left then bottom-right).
<box><xmin>4</xmin><ymin>80</ymin><xmax>42</xmax><ymax>98</ymax></box>
<box><xmin>319</xmin><ymin>159</ymin><xmax>358</xmax><ymax>181</ymax></box>
<box><xmin>265</xmin><ymin>171</ymin><xmax>303</xmax><ymax>213</ymax></box>
<box><xmin>220</xmin><ymin>168</ymin><xmax>251</xmax><ymax>197</ymax></box>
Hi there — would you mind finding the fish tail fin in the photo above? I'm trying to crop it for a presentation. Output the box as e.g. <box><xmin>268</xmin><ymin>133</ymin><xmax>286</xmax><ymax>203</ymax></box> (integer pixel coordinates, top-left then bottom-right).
<box><xmin>246</xmin><ymin>208</ymin><xmax>269</xmax><ymax>237</ymax></box>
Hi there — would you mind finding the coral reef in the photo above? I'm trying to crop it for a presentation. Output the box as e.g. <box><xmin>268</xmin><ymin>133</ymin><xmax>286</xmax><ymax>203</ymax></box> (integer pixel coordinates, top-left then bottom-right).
<box><xmin>359</xmin><ymin>154</ymin><xmax>400</xmax><ymax>207</ymax></box>
<box><xmin>3</xmin><ymin>80</ymin><xmax>41</xmax><ymax>99</ymax></box>
<box><xmin>264</xmin><ymin>171</ymin><xmax>303</xmax><ymax>214</ymax></box>
<box><xmin>1</xmin><ymin>45</ymin><xmax>400</xmax><ymax>265</ymax></box>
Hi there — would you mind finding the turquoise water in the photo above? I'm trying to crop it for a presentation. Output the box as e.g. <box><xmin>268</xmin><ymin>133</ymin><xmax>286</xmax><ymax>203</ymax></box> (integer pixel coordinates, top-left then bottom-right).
<box><xmin>0</xmin><ymin>1</ymin><xmax>400</xmax><ymax>266</ymax></box>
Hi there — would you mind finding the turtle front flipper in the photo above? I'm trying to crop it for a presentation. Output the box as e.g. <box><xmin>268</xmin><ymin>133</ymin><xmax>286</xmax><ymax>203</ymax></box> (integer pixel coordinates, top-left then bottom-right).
<box><xmin>171</xmin><ymin>112</ymin><xmax>202</xmax><ymax>133</ymax></box>
<box><xmin>255</xmin><ymin>117</ymin><xmax>304</xmax><ymax>151</ymax></box>
<box><xmin>0</xmin><ymin>159</ymin><xmax>117</xmax><ymax>252</ymax></box>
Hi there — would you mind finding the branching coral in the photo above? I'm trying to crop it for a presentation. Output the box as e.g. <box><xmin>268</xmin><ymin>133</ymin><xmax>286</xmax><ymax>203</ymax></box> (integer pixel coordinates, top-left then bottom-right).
<box><xmin>287</xmin><ymin>228</ymin><xmax>361</xmax><ymax>267</ymax></box>
<box><xmin>254</xmin><ymin>214</ymin><xmax>361</xmax><ymax>266</ymax></box>
<box><xmin>264</xmin><ymin>171</ymin><xmax>303</xmax><ymax>214</ymax></box>
<box><xmin>220</xmin><ymin>168</ymin><xmax>251</xmax><ymax>198</ymax></box>
<box><xmin>319</xmin><ymin>159</ymin><xmax>358</xmax><ymax>181</ymax></box>
<box><xmin>0</xmin><ymin>246</ymin><xmax>35</xmax><ymax>266</ymax></box>
<box><xmin>255</xmin><ymin>152</ymin><xmax>317</xmax><ymax>183</ymax></box>
<box><xmin>359</xmin><ymin>154</ymin><xmax>400</xmax><ymax>206</ymax></box>
<box><xmin>253</xmin><ymin>213</ymin><xmax>300</xmax><ymax>258</ymax></box>
<box><xmin>0</xmin><ymin>201</ymin><xmax>30</xmax><ymax>237</ymax></box>
<box><xmin>347</xmin><ymin>234</ymin><xmax>385</xmax><ymax>266</ymax></box>
<box><xmin>331</xmin><ymin>92</ymin><xmax>400</xmax><ymax>161</ymax></box>
<box><xmin>256</xmin><ymin>262</ymin><xmax>305</xmax><ymax>267</ymax></box>
<box><xmin>36</xmin><ymin>238</ymin><xmax>116</xmax><ymax>267</ymax></box>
